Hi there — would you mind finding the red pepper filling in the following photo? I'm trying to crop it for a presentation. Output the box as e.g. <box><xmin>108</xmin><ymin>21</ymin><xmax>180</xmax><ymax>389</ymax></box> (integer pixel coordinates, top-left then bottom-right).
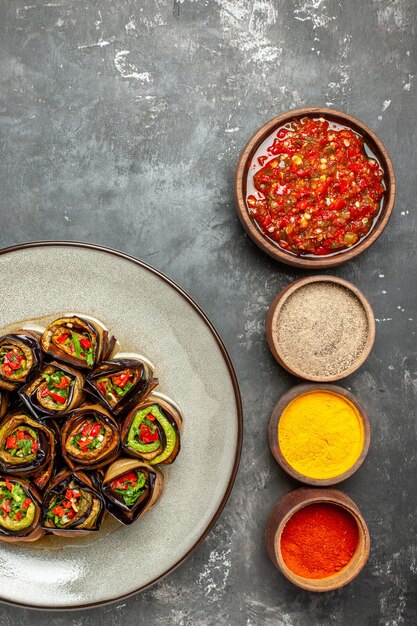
<box><xmin>96</xmin><ymin>370</ymin><xmax>134</xmax><ymax>405</ymax></box>
<box><xmin>111</xmin><ymin>471</ymin><xmax>138</xmax><ymax>491</ymax></box>
<box><xmin>54</xmin><ymin>331</ymin><xmax>94</xmax><ymax>366</ymax></box>
<box><xmin>139</xmin><ymin>414</ymin><xmax>159</xmax><ymax>443</ymax></box>
<box><xmin>4</xmin><ymin>427</ymin><xmax>39</xmax><ymax>457</ymax></box>
<box><xmin>247</xmin><ymin>117</ymin><xmax>385</xmax><ymax>255</ymax></box>
<box><xmin>46</xmin><ymin>485</ymin><xmax>83</xmax><ymax>527</ymax></box>
<box><xmin>110</xmin><ymin>470</ymin><xmax>147</xmax><ymax>507</ymax></box>
<box><xmin>0</xmin><ymin>346</ymin><xmax>27</xmax><ymax>379</ymax></box>
<box><xmin>39</xmin><ymin>369</ymin><xmax>72</xmax><ymax>407</ymax></box>
<box><xmin>0</xmin><ymin>480</ymin><xmax>33</xmax><ymax>522</ymax></box>
<box><xmin>70</xmin><ymin>419</ymin><xmax>105</xmax><ymax>452</ymax></box>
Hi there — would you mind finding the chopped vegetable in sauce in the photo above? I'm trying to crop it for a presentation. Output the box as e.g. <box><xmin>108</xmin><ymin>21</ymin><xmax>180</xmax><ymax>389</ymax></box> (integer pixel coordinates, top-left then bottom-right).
<box><xmin>247</xmin><ymin>117</ymin><xmax>385</xmax><ymax>255</ymax></box>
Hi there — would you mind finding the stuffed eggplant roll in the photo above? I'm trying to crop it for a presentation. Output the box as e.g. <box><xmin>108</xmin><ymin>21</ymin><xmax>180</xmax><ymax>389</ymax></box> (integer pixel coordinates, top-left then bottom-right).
<box><xmin>42</xmin><ymin>470</ymin><xmax>105</xmax><ymax>535</ymax></box>
<box><xmin>0</xmin><ymin>476</ymin><xmax>44</xmax><ymax>542</ymax></box>
<box><xmin>121</xmin><ymin>395</ymin><xmax>182</xmax><ymax>465</ymax></box>
<box><xmin>0</xmin><ymin>331</ymin><xmax>43</xmax><ymax>391</ymax></box>
<box><xmin>102</xmin><ymin>458</ymin><xmax>163</xmax><ymax>525</ymax></box>
<box><xmin>41</xmin><ymin>316</ymin><xmax>115</xmax><ymax>370</ymax></box>
<box><xmin>19</xmin><ymin>361</ymin><xmax>84</xmax><ymax>420</ymax></box>
<box><xmin>0</xmin><ymin>413</ymin><xmax>56</xmax><ymax>489</ymax></box>
<box><xmin>0</xmin><ymin>390</ymin><xmax>8</xmax><ymax>420</ymax></box>
<box><xmin>61</xmin><ymin>404</ymin><xmax>120</xmax><ymax>470</ymax></box>
<box><xmin>86</xmin><ymin>358</ymin><xmax>158</xmax><ymax>416</ymax></box>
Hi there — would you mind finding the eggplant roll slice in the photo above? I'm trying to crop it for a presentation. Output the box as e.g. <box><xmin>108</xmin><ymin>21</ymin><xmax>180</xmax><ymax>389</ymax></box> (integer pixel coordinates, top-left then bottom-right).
<box><xmin>61</xmin><ymin>403</ymin><xmax>120</xmax><ymax>470</ymax></box>
<box><xmin>0</xmin><ymin>475</ymin><xmax>44</xmax><ymax>542</ymax></box>
<box><xmin>0</xmin><ymin>412</ymin><xmax>56</xmax><ymax>489</ymax></box>
<box><xmin>41</xmin><ymin>316</ymin><xmax>116</xmax><ymax>370</ymax></box>
<box><xmin>86</xmin><ymin>358</ymin><xmax>158</xmax><ymax>415</ymax></box>
<box><xmin>0</xmin><ymin>331</ymin><xmax>43</xmax><ymax>391</ymax></box>
<box><xmin>121</xmin><ymin>395</ymin><xmax>182</xmax><ymax>465</ymax></box>
<box><xmin>102</xmin><ymin>458</ymin><xmax>163</xmax><ymax>525</ymax></box>
<box><xmin>0</xmin><ymin>390</ymin><xmax>8</xmax><ymax>420</ymax></box>
<box><xmin>42</xmin><ymin>470</ymin><xmax>105</xmax><ymax>535</ymax></box>
<box><xmin>19</xmin><ymin>361</ymin><xmax>85</xmax><ymax>420</ymax></box>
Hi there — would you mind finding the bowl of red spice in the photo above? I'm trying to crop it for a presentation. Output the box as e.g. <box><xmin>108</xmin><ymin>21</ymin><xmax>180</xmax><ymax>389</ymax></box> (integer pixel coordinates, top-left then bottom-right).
<box><xmin>265</xmin><ymin>488</ymin><xmax>370</xmax><ymax>591</ymax></box>
<box><xmin>235</xmin><ymin>107</ymin><xmax>395</xmax><ymax>268</ymax></box>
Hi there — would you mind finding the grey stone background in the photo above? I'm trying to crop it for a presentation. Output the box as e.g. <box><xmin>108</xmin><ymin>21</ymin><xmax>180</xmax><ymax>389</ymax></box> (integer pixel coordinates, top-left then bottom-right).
<box><xmin>0</xmin><ymin>0</ymin><xmax>416</xmax><ymax>624</ymax></box>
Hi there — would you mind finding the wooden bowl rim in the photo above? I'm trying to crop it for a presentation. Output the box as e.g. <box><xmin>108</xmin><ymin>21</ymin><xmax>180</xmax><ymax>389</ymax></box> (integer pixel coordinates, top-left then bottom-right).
<box><xmin>266</xmin><ymin>274</ymin><xmax>376</xmax><ymax>382</ymax></box>
<box><xmin>268</xmin><ymin>383</ymin><xmax>371</xmax><ymax>485</ymax></box>
<box><xmin>234</xmin><ymin>106</ymin><xmax>396</xmax><ymax>269</ymax></box>
<box><xmin>265</xmin><ymin>487</ymin><xmax>371</xmax><ymax>592</ymax></box>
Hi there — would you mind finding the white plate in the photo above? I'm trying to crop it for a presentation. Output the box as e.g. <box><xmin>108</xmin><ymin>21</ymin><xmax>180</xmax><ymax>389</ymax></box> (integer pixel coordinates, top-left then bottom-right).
<box><xmin>0</xmin><ymin>242</ymin><xmax>242</xmax><ymax>609</ymax></box>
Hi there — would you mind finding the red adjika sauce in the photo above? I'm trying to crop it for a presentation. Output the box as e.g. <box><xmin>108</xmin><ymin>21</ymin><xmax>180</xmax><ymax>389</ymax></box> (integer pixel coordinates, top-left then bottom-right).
<box><xmin>247</xmin><ymin>117</ymin><xmax>385</xmax><ymax>256</ymax></box>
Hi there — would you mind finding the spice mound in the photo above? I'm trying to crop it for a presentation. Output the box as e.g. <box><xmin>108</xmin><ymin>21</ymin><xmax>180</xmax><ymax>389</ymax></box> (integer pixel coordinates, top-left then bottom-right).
<box><xmin>280</xmin><ymin>503</ymin><xmax>359</xmax><ymax>579</ymax></box>
<box><xmin>247</xmin><ymin>116</ymin><xmax>385</xmax><ymax>256</ymax></box>
<box><xmin>278</xmin><ymin>390</ymin><xmax>365</xmax><ymax>480</ymax></box>
<box><xmin>273</xmin><ymin>281</ymin><xmax>369</xmax><ymax>379</ymax></box>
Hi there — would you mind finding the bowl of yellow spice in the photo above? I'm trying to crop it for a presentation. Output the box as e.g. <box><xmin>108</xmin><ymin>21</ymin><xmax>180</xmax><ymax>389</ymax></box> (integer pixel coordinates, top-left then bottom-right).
<box><xmin>269</xmin><ymin>384</ymin><xmax>370</xmax><ymax>485</ymax></box>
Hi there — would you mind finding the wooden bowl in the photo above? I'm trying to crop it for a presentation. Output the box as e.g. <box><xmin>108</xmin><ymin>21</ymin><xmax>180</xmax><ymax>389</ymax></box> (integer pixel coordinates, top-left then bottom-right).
<box><xmin>265</xmin><ymin>488</ymin><xmax>370</xmax><ymax>592</ymax></box>
<box><xmin>268</xmin><ymin>384</ymin><xmax>371</xmax><ymax>486</ymax></box>
<box><xmin>235</xmin><ymin>107</ymin><xmax>396</xmax><ymax>269</ymax></box>
<box><xmin>266</xmin><ymin>275</ymin><xmax>376</xmax><ymax>381</ymax></box>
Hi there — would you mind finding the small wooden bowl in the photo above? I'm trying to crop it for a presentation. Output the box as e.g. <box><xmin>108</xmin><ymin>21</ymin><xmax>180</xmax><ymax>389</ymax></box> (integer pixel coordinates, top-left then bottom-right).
<box><xmin>266</xmin><ymin>275</ymin><xmax>376</xmax><ymax>382</ymax></box>
<box><xmin>268</xmin><ymin>384</ymin><xmax>371</xmax><ymax>486</ymax></box>
<box><xmin>265</xmin><ymin>488</ymin><xmax>370</xmax><ymax>592</ymax></box>
<box><xmin>235</xmin><ymin>107</ymin><xmax>396</xmax><ymax>269</ymax></box>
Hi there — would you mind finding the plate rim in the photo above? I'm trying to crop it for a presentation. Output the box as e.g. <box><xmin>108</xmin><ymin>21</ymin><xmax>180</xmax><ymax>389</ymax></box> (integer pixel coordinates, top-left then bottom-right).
<box><xmin>0</xmin><ymin>240</ymin><xmax>243</xmax><ymax>612</ymax></box>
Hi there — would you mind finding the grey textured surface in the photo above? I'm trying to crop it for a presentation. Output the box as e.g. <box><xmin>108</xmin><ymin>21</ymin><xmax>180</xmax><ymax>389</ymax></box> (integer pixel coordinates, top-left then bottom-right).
<box><xmin>0</xmin><ymin>0</ymin><xmax>415</xmax><ymax>624</ymax></box>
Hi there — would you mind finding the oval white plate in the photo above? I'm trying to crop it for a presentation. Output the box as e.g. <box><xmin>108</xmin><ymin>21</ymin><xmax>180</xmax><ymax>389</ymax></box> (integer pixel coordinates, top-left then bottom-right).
<box><xmin>0</xmin><ymin>242</ymin><xmax>242</xmax><ymax>609</ymax></box>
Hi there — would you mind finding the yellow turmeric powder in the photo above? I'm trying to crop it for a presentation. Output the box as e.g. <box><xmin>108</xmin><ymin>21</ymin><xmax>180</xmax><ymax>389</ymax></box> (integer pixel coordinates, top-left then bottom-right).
<box><xmin>278</xmin><ymin>390</ymin><xmax>365</xmax><ymax>480</ymax></box>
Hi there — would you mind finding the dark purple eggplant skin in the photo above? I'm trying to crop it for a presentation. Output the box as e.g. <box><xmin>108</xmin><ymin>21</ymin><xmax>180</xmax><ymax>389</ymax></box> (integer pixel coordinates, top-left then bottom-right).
<box><xmin>0</xmin><ymin>390</ymin><xmax>8</xmax><ymax>420</ymax></box>
<box><xmin>32</xmin><ymin>419</ymin><xmax>60</xmax><ymax>491</ymax></box>
<box><xmin>85</xmin><ymin>358</ymin><xmax>158</xmax><ymax>416</ymax></box>
<box><xmin>102</xmin><ymin>470</ymin><xmax>156</xmax><ymax>525</ymax></box>
<box><xmin>89</xmin><ymin>468</ymin><xmax>105</xmax><ymax>491</ymax></box>
<box><xmin>41</xmin><ymin>470</ymin><xmax>105</xmax><ymax>533</ymax></box>
<box><xmin>0</xmin><ymin>331</ymin><xmax>43</xmax><ymax>391</ymax></box>
<box><xmin>18</xmin><ymin>360</ymin><xmax>85</xmax><ymax>421</ymax></box>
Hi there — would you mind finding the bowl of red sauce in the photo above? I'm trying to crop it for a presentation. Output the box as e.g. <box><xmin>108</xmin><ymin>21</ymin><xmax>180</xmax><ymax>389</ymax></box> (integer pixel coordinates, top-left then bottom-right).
<box><xmin>235</xmin><ymin>107</ymin><xmax>395</xmax><ymax>268</ymax></box>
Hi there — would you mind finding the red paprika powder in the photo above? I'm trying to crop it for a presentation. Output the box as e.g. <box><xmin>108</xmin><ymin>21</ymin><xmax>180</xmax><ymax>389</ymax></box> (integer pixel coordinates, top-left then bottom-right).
<box><xmin>280</xmin><ymin>503</ymin><xmax>359</xmax><ymax>579</ymax></box>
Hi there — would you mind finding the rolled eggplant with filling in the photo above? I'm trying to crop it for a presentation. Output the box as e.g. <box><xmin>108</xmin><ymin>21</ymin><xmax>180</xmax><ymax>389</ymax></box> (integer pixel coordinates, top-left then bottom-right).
<box><xmin>0</xmin><ymin>475</ymin><xmax>44</xmax><ymax>542</ymax></box>
<box><xmin>61</xmin><ymin>404</ymin><xmax>120</xmax><ymax>470</ymax></box>
<box><xmin>86</xmin><ymin>358</ymin><xmax>158</xmax><ymax>416</ymax></box>
<box><xmin>19</xmin><ymin>361</ymin><xmax>85</xmax><ymax>420</ymax></box>
<box><xmin>102</xmin><ymin>458</ymin><xmax>163</xmax><ymax>525</ymax></box>
<box><xmin>0</xmin><ymin>331</ymin><xmax>43</xmax><ymax>391</ymax></box>
<box><xmin>0</xmin><ymin>390</ymin><xmax>8</xmax><ymax>420</ymax></box>
<box><xmin>121</xmin><ymin>394</ymin><xmax>182</xmax><ymax>465</ymax></box>
<box><xmin>42</xmin><ymin>470</ymin><xmax>105</xmax><ymax>535</ymax></box>
<box><xmin>41</xmin><ymin>316</ymin><xmax>116</xmax><ymax>370</ymax></box>
<box><xmin>0</xmin><ymin>412</ymin><xmax>56</xmax><ymax>490</ymax></box>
